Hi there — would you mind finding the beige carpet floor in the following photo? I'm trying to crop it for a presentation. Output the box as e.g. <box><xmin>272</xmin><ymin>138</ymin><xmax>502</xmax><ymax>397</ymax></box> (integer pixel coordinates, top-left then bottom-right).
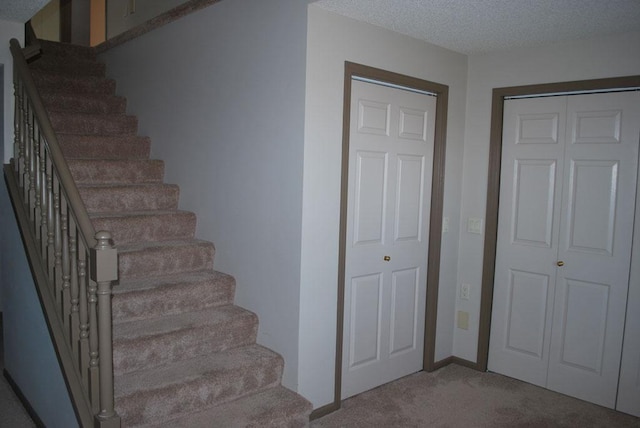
<box><xmin>311</xmin><ymin>364</ymin><xmax>640</xmax><ymax>428</ymax></box>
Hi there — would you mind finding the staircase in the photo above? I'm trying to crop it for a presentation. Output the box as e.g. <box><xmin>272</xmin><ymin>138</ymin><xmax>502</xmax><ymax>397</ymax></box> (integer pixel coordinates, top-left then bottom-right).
<box><xmin>28</xmin><ymin>40</ymin><xmax>311</xmax><ymax>427</ymax></box>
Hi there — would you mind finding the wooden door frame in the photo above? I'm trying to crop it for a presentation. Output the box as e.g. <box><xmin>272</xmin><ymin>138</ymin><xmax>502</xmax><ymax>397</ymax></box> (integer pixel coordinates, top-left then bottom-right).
<box><xmin>312</xmin><ymin>62</ymin><xmax>449</xmax><ymax>419</ymax></box>
<box><xmin>476</xmin><ymin>75</ymin><xmax>640</xmax><ymax>371</ymax></box>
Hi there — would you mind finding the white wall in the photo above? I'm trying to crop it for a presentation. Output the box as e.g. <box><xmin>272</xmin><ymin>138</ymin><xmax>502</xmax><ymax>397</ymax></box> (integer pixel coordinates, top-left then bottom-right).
<box><xmin>454</xmin><ymin>31</ymin><xmax>640</xmax><ymax>361</ymax></box>
<box><xmin>99</xmin><ymin>0</ymin><xmax>309</xmax><ymax>390</ymax></box>
<box><xmin>299</xmin><ymin>5</ymin><xmax>468</xmax><ymax>408</ymax></box>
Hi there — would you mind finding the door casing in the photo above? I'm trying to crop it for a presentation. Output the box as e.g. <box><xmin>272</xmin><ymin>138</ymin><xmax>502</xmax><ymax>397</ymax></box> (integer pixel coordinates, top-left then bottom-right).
<box><xmin>311</xmin><ymin>62</ymin><xmax>449</xmax><ymax>419</ymax></box>
<box><xmin>476</xmin><ymin>75</ymin><xmax>640</xmax><ymax>371</ymax></box>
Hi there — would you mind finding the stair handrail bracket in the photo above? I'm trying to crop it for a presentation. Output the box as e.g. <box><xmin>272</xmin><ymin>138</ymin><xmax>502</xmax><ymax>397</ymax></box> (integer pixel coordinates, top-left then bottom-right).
<box><xmin>7</xmin><ymin>38</ymin><xmax>120</xmax><ymax>428</ymax></box>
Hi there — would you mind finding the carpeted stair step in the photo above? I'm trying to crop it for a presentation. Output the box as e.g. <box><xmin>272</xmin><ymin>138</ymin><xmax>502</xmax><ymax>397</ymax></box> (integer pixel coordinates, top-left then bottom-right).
<box><xmin>58</xmin><ymin>134</ymin><xmax>151</xmax><ymax>159</ymax></box>
<box><xmin>117</xmin><ymin>239</ymin><xmax>215</xmax><ymax>280</ymax></box>
<box><xmin>114</xmin><ymin>345</ymin><xmax>284</xmax><ymax>427</ymax></box>
<box><xmin>68</xmin><ymin>159</ymin><xmax>164</xmax><ymax>185</ymax></box>
<box><xmin>78</xmin><ymin>183</ymin><xmax>179</xmax><ymax>212</ymax></box>
<box><xmin>155</xmin><ymin>385</ymin><xmax>313</xmax><ymax>428</ymax></box>
<box><xmin>90</xmin><ymin>210</ymin><xmax>196</xmax><ymax>244</ymax></box>
<box><xmin>39</xmin><ymin>39</ymin><xmax>96</xmax><ymax>60</ymax></box>
<box><xmin>31</xmin><ymin>70</ymin><xmax>115</xmax><ymax>95</ymax></box>
<box><xmin>113</xmin><ymin>305</ymin><xmax>258</xmax><ymax>376</ymax></box>
<box><xmin>49</xmin><ymin>111</ymin><xmax>138</xmax><ymax>135</ymax></box>
<box><xmin>40</xmin><ymin>91</ymin><xmax>126</xmax><ymax>115</ymax></box>
<box><xmin>112</xmin><ymin>270</ymin><xmax>236</xmax><ymax>323</ymax></box>
<box><xmin>30</xmin><ymin>55</ymin><xmax>106</xmax><ymax>77</ymax></box>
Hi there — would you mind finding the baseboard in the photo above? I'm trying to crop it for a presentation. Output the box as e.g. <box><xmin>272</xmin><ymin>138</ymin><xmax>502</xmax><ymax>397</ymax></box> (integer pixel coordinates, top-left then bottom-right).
<box><xmin>3</xmin><ymin>369</ymin><xmax>45</xmax><ymax>428</ymax></box>
<box><xmin>311</xmin><ymin>355</ymin><xmax>482</xmax><ymax>421</ymax></box>
<box><xmin>451</xmin><ymin>356</ymin><xmax>480</xmax><ymax>370</ymax></box>
<box><xmin>432</xmin><ymin>356</ymin><xmax>481</xmax><ymax>371</ymax></box>
<box><xmin>310</xmin><ymin>401</ymin><xmax>340</xmax><ymax>421</ymax></box>
<box><xmin>432</xmin><ymin>356</ymin><xmax>454</xmax><ymax>370</ymax></box>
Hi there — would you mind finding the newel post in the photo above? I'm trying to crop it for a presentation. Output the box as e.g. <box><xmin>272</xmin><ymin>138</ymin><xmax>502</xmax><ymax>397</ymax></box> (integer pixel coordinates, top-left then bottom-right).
<box><xmin>90</xmin><ymin>231</ymin><xmax>120</xmax><ymax>428</ymax></box>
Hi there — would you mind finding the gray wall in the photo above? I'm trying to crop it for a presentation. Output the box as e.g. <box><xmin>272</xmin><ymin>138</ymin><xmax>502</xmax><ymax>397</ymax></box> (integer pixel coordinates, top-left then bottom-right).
<box><xmin>99</xmin><ymin>0</ymin><xmax>309</xmax><ymax>389</ymax></box>
<box><xmin>0</xmin><ymin>180</ymin><xmax>78</xmax><ymax>428</ymax></box>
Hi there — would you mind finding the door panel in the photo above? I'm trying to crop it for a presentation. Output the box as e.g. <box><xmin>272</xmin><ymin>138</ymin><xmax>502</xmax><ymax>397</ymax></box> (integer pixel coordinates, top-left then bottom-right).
<box><xmin>512</xmin><ymin>159</ymin><xmax>556</xmax><ymax>247</ymax></box>
<box><xmin>556</xmin><ymin>278</ymin><xmax>609</xmax><ymax>373</ymax></box>
<box><xmin>395</xmin><ymin>155</ymin><xmax>425</xmax><ymax>242</ymax></box>
<box><xmin>505</xmin><ymin>269</ymin><xmax>549</xmax><ymax>358</ymax></box>
<box><xmin>342</xmin><ymin>80</ymin><xmax>435</xmax><ymax>399</ymax></box>
<box><xmin>565</xmin><ymin>160</ymin><xmax>617</xmax><ymax>255</ymax></box>
<box><xmin>547</xmin><ymin>91</ymin><xmax>640</xmax><ymax>408</ymax></box>
<box><xmin>490</xmin><ymin>91</ymin><xmax>640</xmax><ymax>409</ymax></box>
<box><xmin>390</xmin><ymin>268</ymin><xmax>419</xmax><ymax>355</ymax></box>
<box><xmin>353</xmin><ymin>151</ymin><xmax>388</xmax><ymax>245</ymax></box>
<box><xmin>349</xmin><ymin>273</ymin><xmax>383</xmax><ymax>369</ymax></box>
<box><xmin>488</xmin><ymin>96</ymin><xmax>566</xmax><ymax>386</ymax></box>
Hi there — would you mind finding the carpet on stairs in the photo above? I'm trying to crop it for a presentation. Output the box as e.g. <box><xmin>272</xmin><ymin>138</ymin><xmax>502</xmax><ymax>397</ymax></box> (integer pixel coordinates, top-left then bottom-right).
<box><xmin>28</xmin><ymin>39</ymin><xmax>312</xmax><ymax>427</ymax></box>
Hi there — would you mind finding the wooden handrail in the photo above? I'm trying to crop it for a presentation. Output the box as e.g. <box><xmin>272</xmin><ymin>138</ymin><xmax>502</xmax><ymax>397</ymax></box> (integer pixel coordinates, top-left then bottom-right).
<box><xmin>10</xmin><ymin>38</ymin><xmax>97</xmax><ymax>250</ymax></box>
<box><xmin>7</xmin><ymin>37</ymin><xmax>120</xmax><ymax>428</ymax></box>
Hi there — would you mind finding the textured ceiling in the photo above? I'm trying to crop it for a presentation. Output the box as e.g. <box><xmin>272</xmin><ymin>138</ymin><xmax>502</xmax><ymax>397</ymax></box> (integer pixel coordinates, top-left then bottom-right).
<box><xmin>0</xmin><ymin>0</ymin><xmax>50</xmax><ymax>23</ymax></box>
<box><xmin>313</xmin><ymin>0</ymin><xmax>640</xmax><ymax>55</ymax></box>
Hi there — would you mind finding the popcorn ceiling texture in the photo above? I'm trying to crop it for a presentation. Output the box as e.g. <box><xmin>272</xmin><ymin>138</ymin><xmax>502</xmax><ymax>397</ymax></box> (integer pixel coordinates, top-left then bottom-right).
<box><xmin>314</xmin><ymin>0</ymin><xmax>640</xmax><ymax>54</ymax></box>
<box><xmin>0</xmin><ymin>0</ymin><xmax>48</xmax><ymax>23</ymax></box>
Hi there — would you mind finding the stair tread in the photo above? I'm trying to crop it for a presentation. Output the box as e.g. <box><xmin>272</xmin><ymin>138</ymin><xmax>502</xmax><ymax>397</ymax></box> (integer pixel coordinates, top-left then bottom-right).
<box><xmin>49</xmin><ymin>111</ymin><xmax>135</xmax><ymax>120</ymax></box>
<box><xmin>39</xmin><ymin>39</ymin><xmax>96</xmax><ymax>58</ymax></box>
<box><xmin>78</xmin><ymin>182</ymin><xmax>178</xmax><ymax>189</ymax></box>
<box><xmin>113</xmin><ymin>304</ymin><xmax>255</xmax><ymax>340</ymax></box>
<box><xmin>31</xmin><ymin>70</ymin><xmax>115</xmax><ymax>94</ymax></box>
<box><xmin>150</xmin><ymin>386</ymin><xmax>312</xmax><ymax>428</ymax></box>
<box><xmin>68</xmin><ymin>159</ymin><xmax>164</xmax><ymax>184</ymax></box>
<box><xmin>118</xmin><ymin>238</ymin><xmax>213</xmax><ymax>253</ymax></box>
<box><xmin>90</xmin><ymin>209</ymin><xmax>192</xmax><ymax>219</ymax></box>
<box><xmin>90</xmin><ymin>210</ymin><xmax>196</xmax><ymax>244</ymax></box>
<box><xmin>114</xmin><ymin>269</ymin><xmax>231</xmax><ymax>293</ymax></box>
<box><xmin>114</xmin><ymin>344</ymin><xmax>281</xmax><ymax>397</ymax></box>
<box><xmin>112</xmin><ymin>270</ymin><xmax>235</xmax><ymax>323</ymax></box>
<box><xmin>39</xmin><ymin>91</ymin><xmax>126</xmax><ymax>114</ymax></box>
<box><xmin>49</xmin><ymin>111</ymin><xmax>138</xmax><ymax>135</ymax></box>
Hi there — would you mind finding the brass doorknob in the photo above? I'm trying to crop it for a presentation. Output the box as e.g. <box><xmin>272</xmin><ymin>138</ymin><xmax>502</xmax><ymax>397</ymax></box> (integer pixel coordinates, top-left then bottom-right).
<box><xmin>384</xmin><ymin>256</ymin><xmax>391</xmax><ymax>261</ymax></box>
<box><xmin>557</xmin><ymin>261</ymin><xmax>564</xmax><ymax>267</ymax></box>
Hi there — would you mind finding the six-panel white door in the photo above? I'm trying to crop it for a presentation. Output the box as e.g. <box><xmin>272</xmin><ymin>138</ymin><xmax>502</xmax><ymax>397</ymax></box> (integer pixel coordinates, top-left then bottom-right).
<box><xmin>489</xmin><ymin>91</ymin><xmax>640</xmax><ymax>408</ymax></box>
<box><xmin>342</xmin><ymin>80</ymin><xmax>436</xmax><ymax>399</ymax></box>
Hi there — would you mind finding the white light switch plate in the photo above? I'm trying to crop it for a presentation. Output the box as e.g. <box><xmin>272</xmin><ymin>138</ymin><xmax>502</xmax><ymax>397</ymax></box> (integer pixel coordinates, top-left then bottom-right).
<box><xmin>442</xmin><ymin>217</ymin><xmax>449</xmax><ymax>233</ymax></box>
<box><xmin>467</xmin><ymin>217</ymin><xmax>483</xmax><ymax>234</ymax></box>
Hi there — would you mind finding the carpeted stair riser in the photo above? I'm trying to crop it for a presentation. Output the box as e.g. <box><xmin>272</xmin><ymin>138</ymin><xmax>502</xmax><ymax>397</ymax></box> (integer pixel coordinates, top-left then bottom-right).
<box><xmin>68</xmin><ymin>159</ymin><xmax>164</xmax><ymax>185</ymax></box>
<box><xmin>49</xmin><ymin>112</ymin><xmax>138</xmax><ymax>135</ymax></box>
<box><xmin>78</xmin><ymin>184</ymin><xmax>179</xmax><ymax>212</ymax></box>
<box><xmin>32</xmin><ymin>70</ymin><xmax>116</xmax><ymax>94</ymax></box>
<box><xmin>157</xmin><ymin>386</ymin><xmax>312</xmax><ymax>428</ymax></box>
<box><xmin>117</xmin><ymin>240</ymin><xmax>215</xmax><ymax>280</ymax></box>
<box><xmin>113</xmin><ymin>305</ymin><xmax>258</xmax><ymax>375</ymax></box>
<box><xmin>112</xmin><ymin>271</ymin><xmax>236</xmax><ymax>324</ymax></box>
<box><xmin>58</xmin><ymin>134</ymin><xmax>151</xmax><ymax>159</ymax></box>
<box><xmin>90</xmin><ymin>211</ymin><xmax>196</xmax><ymax>244</ymax></box>
<box><xmin>114</xmin><ymin>345</ymin><xmax>284</xmax><ymax>427</ymax></box>
<box><xmin>30</xmin><ymin>56</ymin><xmax>107</xmax><ymax>77</ymax></box>
<box><xmin>40</xmin><ymin>91</ymin><xmax>126</xmax><ymax>115</ymax></box>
